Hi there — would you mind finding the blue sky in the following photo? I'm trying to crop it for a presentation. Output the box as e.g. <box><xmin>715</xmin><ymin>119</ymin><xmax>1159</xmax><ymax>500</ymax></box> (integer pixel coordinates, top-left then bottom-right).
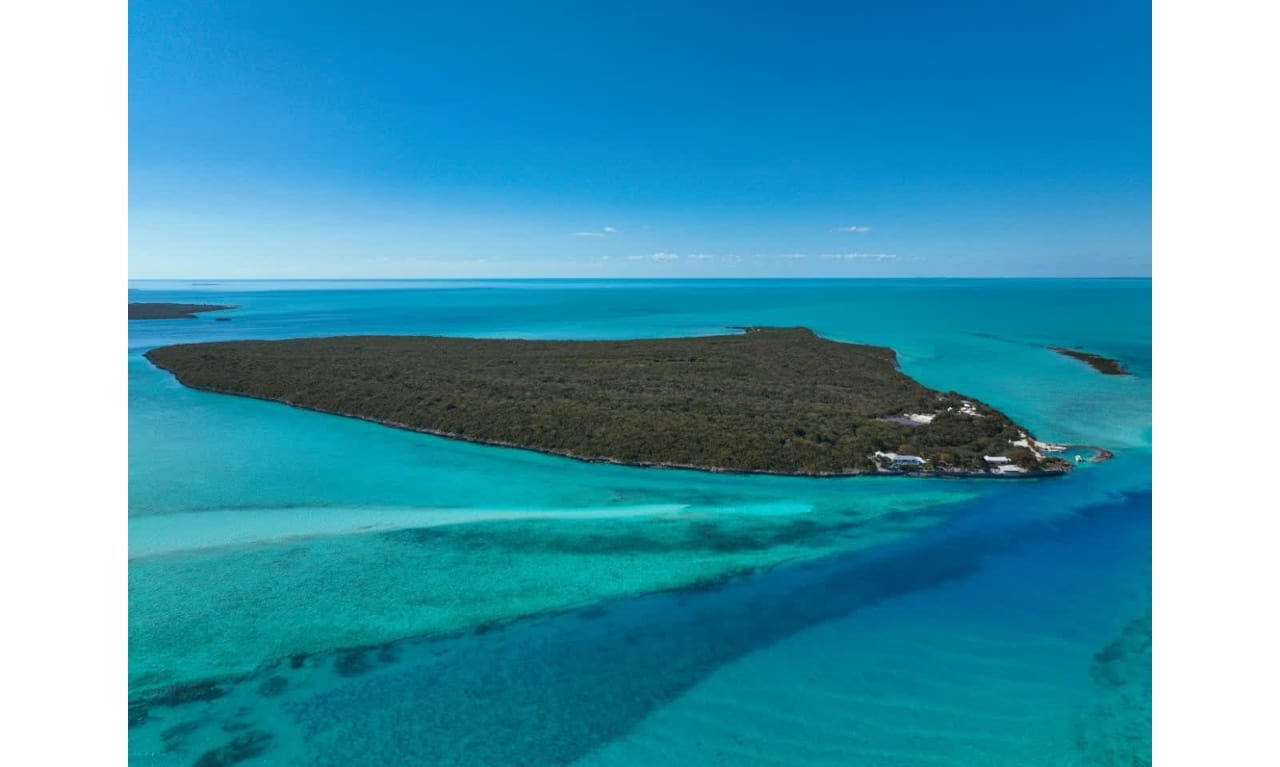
<box><xmin>129</xmin><ymin>0</ymin><xmax>1150</xmax><ymax>278</ymax></box>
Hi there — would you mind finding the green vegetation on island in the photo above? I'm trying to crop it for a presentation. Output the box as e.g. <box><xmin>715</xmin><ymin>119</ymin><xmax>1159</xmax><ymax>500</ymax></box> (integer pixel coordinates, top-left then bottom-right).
<box><xmin>129</xmin><ymin>302</ymin><xmax>238</xmax><ymax>320</ymax></box>
<box><xmin>145</xmin><ymin>327</ymin><xmax>1070</xmax><ymax>477</ymax></box>
<box><xmin>1049</xmin><ymin>346</ymin><xmax>1129</xmax><ymax>376</ymax></box>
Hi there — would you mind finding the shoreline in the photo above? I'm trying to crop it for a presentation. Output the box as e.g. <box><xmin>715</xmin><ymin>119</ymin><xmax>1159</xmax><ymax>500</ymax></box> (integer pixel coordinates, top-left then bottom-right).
<box><xmin>145</xmin><ymin>359</ymin><xmax>1084</xmax><ymax>480</ymax></box>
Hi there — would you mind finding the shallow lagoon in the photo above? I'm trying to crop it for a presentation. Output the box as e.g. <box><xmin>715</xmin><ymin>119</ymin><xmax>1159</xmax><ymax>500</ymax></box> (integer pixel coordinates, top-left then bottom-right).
<box><xmin>128</xmin><ymin>279</ymin><xmax>1150</xmax><ymax>766</ymax></box>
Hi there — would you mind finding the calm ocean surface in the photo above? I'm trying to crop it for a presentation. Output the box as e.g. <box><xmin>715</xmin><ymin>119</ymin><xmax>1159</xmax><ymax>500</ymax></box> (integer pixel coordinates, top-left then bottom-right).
<box><xmin>128</xmin><ymin>279</ymin><xmax>1151</xmax><ymax>766</ymax></box>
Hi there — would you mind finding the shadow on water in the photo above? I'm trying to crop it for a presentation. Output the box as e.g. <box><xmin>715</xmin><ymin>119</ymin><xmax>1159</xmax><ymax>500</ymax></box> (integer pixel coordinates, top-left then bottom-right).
<box><xmin>129</xmin><ymin>487</ymin><xmax>1147</xmax><ymax>767</ymax></box>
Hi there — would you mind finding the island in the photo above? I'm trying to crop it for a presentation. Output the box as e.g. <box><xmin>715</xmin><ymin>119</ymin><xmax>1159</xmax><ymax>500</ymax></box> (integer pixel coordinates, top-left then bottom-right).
<box><xmin>1049</xmin><ymin>346</ymin><xmax>1129</xmax><ymax>376</ymax></box>
<box><xmin>145</xmin><ymin>327</ymin><xmax>1073</xmax><ymax>477</ymax></box>
<box><xmin>129</xmin><ymin>302</ymin><xmax>238</xmax><ymax>320</ymax></box>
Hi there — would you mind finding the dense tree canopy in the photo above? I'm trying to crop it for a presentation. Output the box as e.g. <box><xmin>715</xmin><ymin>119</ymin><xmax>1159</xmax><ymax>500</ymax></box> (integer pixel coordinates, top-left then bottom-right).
<box><xmin>146</xmin><ymin>327</ymin><xmax>1063</xmax><ymax>476</ymax></box>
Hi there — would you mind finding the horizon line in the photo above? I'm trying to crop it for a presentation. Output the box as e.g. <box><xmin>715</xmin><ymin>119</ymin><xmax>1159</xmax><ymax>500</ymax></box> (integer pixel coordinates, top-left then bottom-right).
<box><xmin>129</xmin><ymin>275</ymin><xmax>1153</xmax><ymax>282</ymax></box>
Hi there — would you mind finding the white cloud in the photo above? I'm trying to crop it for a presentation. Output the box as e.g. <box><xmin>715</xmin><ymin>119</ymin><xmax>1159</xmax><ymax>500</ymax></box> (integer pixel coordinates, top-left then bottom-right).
<box><xmin>609</xmin><ymin>251</ymin><xmax>903</xmax><ymax>266</ymax></box>
<box><xmin>831</xmin><ymin>225</ymin><xmax>872</xmax><ymax>233</ymax></box>
<box><xmin>602</xmin><ymin>226</ymin><xmax>617</xmax><ymax>233</ymax></box>
<box><xmin>572</xmin><ymin>231</ymin><xmax>605</xmax><ymax>237</ymax></box>
<box><xmin>818</xmin><ymin>252</ymin><xmax>897</xmax><ymax>260</ymax></box>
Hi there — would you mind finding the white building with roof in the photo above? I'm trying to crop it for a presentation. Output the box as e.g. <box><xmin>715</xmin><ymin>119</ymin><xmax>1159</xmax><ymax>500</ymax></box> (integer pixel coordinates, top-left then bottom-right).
<box><xmin>875</xmin><ymin>451</ymin><xmax>926</xmax><ymax>466</ymax></box>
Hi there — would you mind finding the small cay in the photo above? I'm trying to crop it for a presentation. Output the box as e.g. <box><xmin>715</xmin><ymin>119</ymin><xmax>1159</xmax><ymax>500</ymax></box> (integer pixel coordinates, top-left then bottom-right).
<box><xmin>146</xmin><ymin>327</ymin><xmax>1076</xmax><ymax>477</ymax></box>
<box><xmin>1049</xmin><ymin>346</ymin><xmax>1130</xmax><ymax>376</ymax></box>
<box><xmin>130</xmin><ymin>302</ymin><xmax>238</xmax><ymax>320</ymax></box>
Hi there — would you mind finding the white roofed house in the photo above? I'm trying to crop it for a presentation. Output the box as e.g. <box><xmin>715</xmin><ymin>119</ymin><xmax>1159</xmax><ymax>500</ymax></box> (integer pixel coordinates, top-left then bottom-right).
<box><xmin>984</xmin><ymin>455</ymin><xmax>1027</xmax><ymax>474</ymax></box>
<box><xmin>992</xmin><ymin>463</ymin><xmax>1027</xmax><ymax>475</ymax></box>
<box><xmin>875</xmin><ymin>451</ymin><xmax>927</xmax><ymax>467</ymax></box>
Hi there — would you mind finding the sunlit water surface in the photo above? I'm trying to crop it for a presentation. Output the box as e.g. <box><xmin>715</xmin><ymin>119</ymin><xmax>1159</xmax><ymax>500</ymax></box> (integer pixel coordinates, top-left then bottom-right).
<box><xmin>129</xmin><ymin>279</ymin><xmax>1150</xmax><ymax>766</ymax></box>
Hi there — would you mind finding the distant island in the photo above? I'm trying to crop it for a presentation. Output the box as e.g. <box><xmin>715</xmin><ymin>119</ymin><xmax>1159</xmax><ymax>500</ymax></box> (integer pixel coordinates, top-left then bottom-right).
<box><xmin>129</xmin><ymin>302</ymin><xmax>237</xmax><ymax>320</ymax></box>
<box><xmin>1050</xmin><ymin>346</ymin><xmax>1129</xmax><ymax>376</ymax></box>
<box><xmin>146</xmin><ymin>327</ymin><xmax>1074</xmax><ymax>477</ymax></box>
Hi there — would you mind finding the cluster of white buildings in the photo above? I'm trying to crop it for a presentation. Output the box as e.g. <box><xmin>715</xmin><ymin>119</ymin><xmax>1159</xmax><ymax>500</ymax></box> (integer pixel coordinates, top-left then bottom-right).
<box><xmin>871</xmin><ymin>410</ymin><xmax>1040</xmax><ymax>474</ymax></box>
<box><xmin>946</xmin><ymin>400</ymin><xmax>981</xmax><ymax>417</ymax></box>
<box><xmin>869</xmin><ymin>451</ymin><xmax>1031</xmax><ymax>475</ymax></box>
<box><xmin>872</xmin><ymin>452</ymin><xmax>1030</xmax><ymax>474</ymax></box>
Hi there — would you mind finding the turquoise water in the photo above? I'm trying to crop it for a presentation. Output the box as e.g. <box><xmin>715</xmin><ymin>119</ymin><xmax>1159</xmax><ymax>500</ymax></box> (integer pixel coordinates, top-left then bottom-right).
<box><xmin>128</xmin><ymin>279</ymin><xmax>1151</xmax><ymax>766</ymax></box>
